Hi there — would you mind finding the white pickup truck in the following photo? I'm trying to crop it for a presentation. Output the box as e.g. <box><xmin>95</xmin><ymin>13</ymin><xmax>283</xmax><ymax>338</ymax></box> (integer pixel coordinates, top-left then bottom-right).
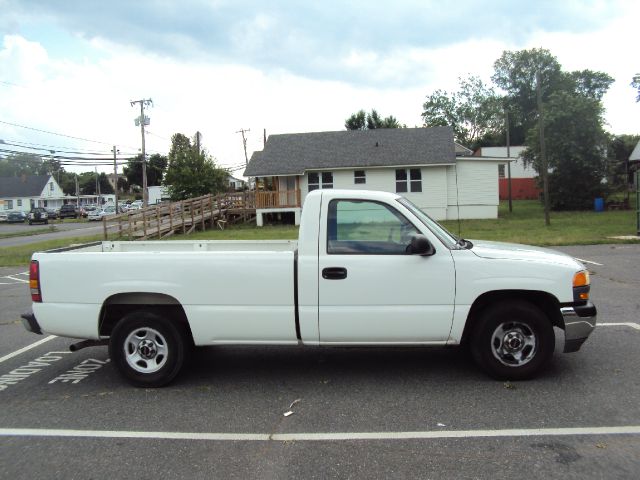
<box><xmin>22</xmin><ymin>189</ymin><xmax>597</xmax><ymax>386</ymax></box>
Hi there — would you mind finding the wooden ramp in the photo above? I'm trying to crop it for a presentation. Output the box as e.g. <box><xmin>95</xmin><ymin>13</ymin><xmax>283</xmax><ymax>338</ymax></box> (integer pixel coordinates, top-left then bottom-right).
<box><xmin>102</xmin><ymin>192</ymin><xmax>256</xmax><ymax>240</ymax></box>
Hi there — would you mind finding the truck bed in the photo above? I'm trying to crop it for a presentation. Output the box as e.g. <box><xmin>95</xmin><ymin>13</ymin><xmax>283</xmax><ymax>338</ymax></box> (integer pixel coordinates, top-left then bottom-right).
<box><xmin>59</xmin><ymin>240</ymin><xmax>298</xmax><ymax>253</ymax></box>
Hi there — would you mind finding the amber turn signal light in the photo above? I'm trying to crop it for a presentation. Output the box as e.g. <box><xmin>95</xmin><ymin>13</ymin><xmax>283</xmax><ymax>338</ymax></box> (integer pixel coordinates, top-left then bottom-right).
<box><xmin>573</xmin><ymin>271</ymin><xmax>590</xmax><ymax>288</ymax></box>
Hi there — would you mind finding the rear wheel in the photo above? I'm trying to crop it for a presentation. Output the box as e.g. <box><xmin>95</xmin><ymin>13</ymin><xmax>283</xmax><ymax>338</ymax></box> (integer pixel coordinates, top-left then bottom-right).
<box><xmin>109</xmin><ymin>311</ymin><xmax>187</xmax><ymax>387</ymax></box>
<box><xmin>470</xmin><ymin>301</ymin><xmax>554</xmax><ymax>380</ymax></box>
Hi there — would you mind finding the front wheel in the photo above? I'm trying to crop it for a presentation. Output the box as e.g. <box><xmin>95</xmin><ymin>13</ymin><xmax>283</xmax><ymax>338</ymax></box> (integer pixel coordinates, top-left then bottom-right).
<box><xmin>109</xmin><ymin>311</ymin><xmax>187</xmax><ymax>387</ymax></box>
<box><xmin>470</xmin><ymin>301</ymin><xmax>554</xmax><ymax>380</ymax></box>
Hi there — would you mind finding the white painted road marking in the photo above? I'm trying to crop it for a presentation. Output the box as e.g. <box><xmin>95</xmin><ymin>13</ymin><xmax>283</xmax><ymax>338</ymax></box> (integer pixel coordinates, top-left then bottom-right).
<box><xmin>598</xmin><ymin>322</ymin><xmax>640</xmax><ymax>330</ymax></box>
<box><xmin>574</xmin><ymin>258</ymin><xmax>604</xmax><ymax>266</ymax></box>
<box><xmin>4</xmin><ymin>276</ymin><xmax>28</xmax><ymax>284</ymax></box>
<box><xmin>0</xmin><ymin>426</ymin><xmax>639</xmax><ymax>442</ymax></box>
<box><xmin>0</xmin><ymin>336</ymin><xmax>57</xmax><ymax>364</ymax></box>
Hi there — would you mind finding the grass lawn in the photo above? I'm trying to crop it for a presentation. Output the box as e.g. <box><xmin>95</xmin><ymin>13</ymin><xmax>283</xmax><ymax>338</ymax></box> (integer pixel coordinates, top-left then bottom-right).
<box><xmin>0</xmin><ymin>235</ymin><xmax>102</xmax><ymax>267</ymax></box>
<box><xmin>1</xmin><ymin>200</ymin><xmax>637</xmax><ymax>267</ymax></box>
<box><xmin>441</xmin><ymin>200</ymin><xmax>639</xmax><ymax>246</ymax></box>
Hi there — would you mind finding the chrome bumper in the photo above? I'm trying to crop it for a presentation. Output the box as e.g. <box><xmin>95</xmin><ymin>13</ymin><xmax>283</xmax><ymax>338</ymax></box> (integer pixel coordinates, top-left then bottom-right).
<box><xmin>561</xmin><ymin>302</ymin><xmax>597</xmax><ymax>353</ymax></box>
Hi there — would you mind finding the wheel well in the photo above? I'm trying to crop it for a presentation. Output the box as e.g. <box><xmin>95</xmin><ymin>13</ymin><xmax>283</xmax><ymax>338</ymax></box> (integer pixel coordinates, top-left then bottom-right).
<box><xmin>460</xmin><ymin>290</ymin><xmax>563</xmax><ymax>346</ymax></box>
<box><xmin>99</xmin><ymin>293</ymin><xmax>194</xmax><ymax>343</ymax></box>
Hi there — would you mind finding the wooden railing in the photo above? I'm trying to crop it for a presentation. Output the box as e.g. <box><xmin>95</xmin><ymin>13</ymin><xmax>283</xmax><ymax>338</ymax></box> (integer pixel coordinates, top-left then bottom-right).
<box><xmin>254</xmin><ymin>190</ymin><xmax>301</xmax><ymax>209</ymax></box>
<box><xmin>102</xmin><ymin>192</ymin><xmax>256</xmax><ymax>240</ymax></box>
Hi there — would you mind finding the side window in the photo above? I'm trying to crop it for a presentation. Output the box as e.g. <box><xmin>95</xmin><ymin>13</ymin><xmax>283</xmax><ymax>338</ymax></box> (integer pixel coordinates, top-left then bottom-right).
<box><xmin>327</xmin><ymin>200</ymin><xmax>420</xmax><ymax>255</ymax></box>
<box><xmin>17</xmin><ymin>199</ymin><xmax>22</xmax><ymax>207</ymax></box>
<box><xmin>308</xmin><ymin>172</ymin><xmax>333</xmax><ymax>192</ymax></box>
<box><xmin>354</xmin><ymin>170</ymin><xmax>366</xmax><ymax>184</ymax></box>
<box><xmin>396</xmin><ymin>168</ymin><xmax>422</xmax><ymax>193</ymax></box>
<box><xmin>498</xmin><ymin>164</ymin><xmax>505</xmax><ymax>178</ymax></box>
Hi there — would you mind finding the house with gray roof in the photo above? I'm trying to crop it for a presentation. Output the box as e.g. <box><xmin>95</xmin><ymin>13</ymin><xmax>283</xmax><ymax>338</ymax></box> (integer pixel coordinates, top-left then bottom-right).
<box><xmin>0</xmin><ymin>174</ymin><xmax>66</xmax><ymax>212</ymax></box>
<box><xmin>244</xmin><ymin>126</ymin><xmax>504</xmax><ymax>225</ymax></box>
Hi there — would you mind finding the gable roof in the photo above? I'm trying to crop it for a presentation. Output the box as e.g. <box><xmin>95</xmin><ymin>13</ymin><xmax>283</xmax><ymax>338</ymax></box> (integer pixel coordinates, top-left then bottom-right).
<box><xmin>630</xmin><ymin>140</ymin><xmax>640</xmax><ymax>162</ymax></box>
<box><xmin>0</xmin><ymin>175</ymin><xmax>51</xmax><ymax>198</ymax></box>
<box><xmin>244</xmin><ymin>126</ymin><xmax>456</xmax><ymax>177</ymax></box>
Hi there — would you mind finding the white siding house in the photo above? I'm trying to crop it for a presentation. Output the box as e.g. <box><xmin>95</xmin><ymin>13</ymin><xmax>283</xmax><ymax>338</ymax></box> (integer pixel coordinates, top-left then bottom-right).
<box><xmin>0</xmin><ymin>175</ymin><xmax>67</xmax><ymax>212</ymax></box>
<box><xmin>244</xmin><ymin>127</ymin><xmax>503</xmax><ymax>225</ymax></box>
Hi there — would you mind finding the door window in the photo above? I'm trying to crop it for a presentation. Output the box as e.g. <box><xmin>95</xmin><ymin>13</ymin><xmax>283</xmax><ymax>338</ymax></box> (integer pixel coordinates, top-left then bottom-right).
<box><xmin>327</xmin><ymin>199</ymin><xmax>420</xmax><ymax>254</ymax></box>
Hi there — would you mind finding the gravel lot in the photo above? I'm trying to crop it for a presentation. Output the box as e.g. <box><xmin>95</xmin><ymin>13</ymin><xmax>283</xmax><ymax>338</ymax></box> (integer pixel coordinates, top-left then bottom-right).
<box><xmin>0</xmin><ymin>244</ymin><xmax>639</xmax><ymax>479</ymax></box>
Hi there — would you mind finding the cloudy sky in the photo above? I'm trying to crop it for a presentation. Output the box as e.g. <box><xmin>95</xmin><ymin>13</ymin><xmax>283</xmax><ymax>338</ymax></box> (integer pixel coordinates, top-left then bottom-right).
<box><xmin>0</xmin><ymin>0</ymin><xmax>638</xmax><ymax>176</ymax></box>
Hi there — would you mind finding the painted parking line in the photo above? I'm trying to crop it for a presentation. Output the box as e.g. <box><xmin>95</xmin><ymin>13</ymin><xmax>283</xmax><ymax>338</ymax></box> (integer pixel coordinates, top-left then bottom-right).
<box><xmin>4</xmin><ymin>276</ymin><xmax>28</xmax><ymax>284</ymax></box>
<box><xmin>0</xmin><ymin>336</ymin><xmax>57</xmax><ymax>364</ymax></box>
<box><xmin>574</xmin><ymin>258</ymin><xmax>604</xmax><ymax>266</ymax></box>
<box><xmin>598</xmin><ymin>322</ymin><xmax>640</xmax><ymax>331</ymax></box>
<box><xmin>0</xmin><ymin>425</ymin><xmax>639</xmax><ymax>442</ymax></box>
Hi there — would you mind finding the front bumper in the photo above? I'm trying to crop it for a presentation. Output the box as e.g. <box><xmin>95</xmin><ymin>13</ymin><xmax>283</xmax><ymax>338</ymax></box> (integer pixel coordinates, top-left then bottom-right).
<box><xmin>20</xmin><ymin>311</ymin><xmax>42</xmax><ymax>335</ymax></box>
<box><xmin>561</xmin><ymin>302</ymin><xmax>597</xmax><ymax>353</ymax></box>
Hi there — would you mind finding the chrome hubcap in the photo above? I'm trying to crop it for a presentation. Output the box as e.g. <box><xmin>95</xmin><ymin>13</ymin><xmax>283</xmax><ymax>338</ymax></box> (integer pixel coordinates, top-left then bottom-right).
<box><xmin>124</xmin><ymin>328</ymin><xmax>168</xmax><ymax>373</ymax></box>
<box><xmin>491</xmin><ymin>322</ymin><xmax>537</xmax><ymax>367</ymax></box>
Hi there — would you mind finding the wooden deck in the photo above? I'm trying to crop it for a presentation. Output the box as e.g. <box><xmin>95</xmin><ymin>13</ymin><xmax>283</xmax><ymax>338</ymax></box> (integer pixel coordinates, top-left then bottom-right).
<box><xmin>101</xmin><ymin>189</ymin><xmax>302</xmax><ymax>240</ymax></box>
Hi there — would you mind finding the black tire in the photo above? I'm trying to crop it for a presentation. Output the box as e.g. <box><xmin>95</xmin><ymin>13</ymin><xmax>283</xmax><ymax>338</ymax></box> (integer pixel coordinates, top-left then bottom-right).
<box><xmin>44</xmin><ymin>220</ymin><xmax>48</xmax><ymax>224</ymax></box>
<box><xmin>109</xmin><ymin>311</ymin><xmax>187</xmax><ymax>387</ymax></box>
<box><xmin>470</xmin><ymin>301</ymin><xmax>554</xmax><ymax>380</ymax></box>
<box><xmin>28</xmin><ymin>221</ymin><xmax>32</xmax><ymax>225</ymax></box>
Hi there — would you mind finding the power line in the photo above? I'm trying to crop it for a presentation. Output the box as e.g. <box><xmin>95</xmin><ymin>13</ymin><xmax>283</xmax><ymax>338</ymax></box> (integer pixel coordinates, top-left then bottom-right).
<box><xmin>0</xmin><ymin>119</ymin><xmax>116</xmax><ymax>146</ymax></box>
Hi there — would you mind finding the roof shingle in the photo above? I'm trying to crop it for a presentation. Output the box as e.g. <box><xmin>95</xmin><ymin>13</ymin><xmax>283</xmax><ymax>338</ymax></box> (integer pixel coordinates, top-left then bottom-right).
<box><xmin>244</xmin><ymin>127</ymin><xmax>455</xmax><ymax>177</ymax></box>
<box><xmin>0</xmin><ymin>175</ymin><xmax>51</xmax><ymax>197</ymax></box>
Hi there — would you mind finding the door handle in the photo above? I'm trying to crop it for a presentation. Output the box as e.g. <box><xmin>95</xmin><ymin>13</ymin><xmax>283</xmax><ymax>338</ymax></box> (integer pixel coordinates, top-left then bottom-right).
<box><xmin>322</xmin><ymin>267</ymin><xmax>348</xmax><ymax>280</ymax></box>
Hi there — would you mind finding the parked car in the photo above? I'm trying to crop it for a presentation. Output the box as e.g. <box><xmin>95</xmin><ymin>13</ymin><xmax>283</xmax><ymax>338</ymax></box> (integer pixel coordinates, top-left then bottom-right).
<box><xmin>45</xmin><ymin>208</ymin><xmax>59</xmax><ymax>220</ymax></box>
<box><xmin>28</xmin><ymin>207</ymin><xmax>48</xmax><ymax>225</ymax></box>
<box><xmin>59</xmin><ymin>204</ymin><xmax>79</xmax><ymax>219</ymax></box>
<box><xmin>6</xmin><ymin>211</ymin><xmax>26</xmax><ymax>223</ymax></box>
<box><xmin>87</xmin><ymin>205</ymin><xmax>116</xmax><ymax>221</ymax></box>
<box><xmin>0</xmin><ymin>211</ymin><xmax>7</xmax><ymax>222</ymax></box>
<box><xmin>80</xmin><ymin>205</ymin><xmax>98</xmax><ymax>218</ymax></box>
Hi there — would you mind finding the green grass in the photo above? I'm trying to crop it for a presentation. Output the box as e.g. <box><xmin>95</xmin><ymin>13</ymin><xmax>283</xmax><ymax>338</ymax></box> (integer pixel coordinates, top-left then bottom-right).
<box><xmin>0</xmin><ymin>235</ymin><xmax>102</xmax><ymax>267</ymax></box>
<box><xmin>441</xmin><ymin>200</ymin><xmax>639</xmax><ymax>246</ymax></box>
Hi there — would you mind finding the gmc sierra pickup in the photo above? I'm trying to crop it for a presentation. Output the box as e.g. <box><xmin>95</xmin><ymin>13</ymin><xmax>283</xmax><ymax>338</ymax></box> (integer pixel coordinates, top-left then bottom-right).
<box><xmin>22</xmin><ymin>189</ymin><xmax>597</xmax><ymax>386</ymax></box>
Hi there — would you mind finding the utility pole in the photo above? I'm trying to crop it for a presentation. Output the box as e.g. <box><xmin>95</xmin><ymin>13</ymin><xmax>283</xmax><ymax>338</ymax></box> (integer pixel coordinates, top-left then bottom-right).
<box><xmin>195</xmin><ymin>131</ymin><xmax>201</xmax><ymax>155</ymax></box>
<box><xmin>236</xmin><ymin>128</ymin><xmax>250</xmax><ymax>166</ymax></box>
<box><xmin>112</xmin><ymin>146</ymin><xmax>119</xmax><ymax>212</ymax></box>
<box><xmin>505</xmin><ymin>109</ymin><xmax>513</xmax><ymax>213</ymax></box>
<box><xmin>536</xmin><ymin>71</ymin><xmax>551</xmax><ymax>226</ymax></box>
<box><xmin>95</xmin><ymin>167</ymin><xmax>101</xmax><ymax>206</ymax></box>
<box><xmin>236</xmin><ymin>127</ymin><xmax>251</xmax><ymax>190</ymax></box>
<box><xmin>75</xmin><ymin>174</ymin><xmax>79</xmax><ymax>208</ymax></box>
<box><xmin>131</xmin><ymin>98</ymin><xmax>152</xmax><ymax>207</ymax></box>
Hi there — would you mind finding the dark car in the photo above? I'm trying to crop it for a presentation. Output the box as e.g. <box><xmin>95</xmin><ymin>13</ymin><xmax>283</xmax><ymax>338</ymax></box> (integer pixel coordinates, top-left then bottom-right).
<box><xmin>28</xmin><ymin>207</ymin><xmax>48</xmax><ymax>225</ymax></box>
<box><xmin>46</xmin><ymin>208</ymin><xmax>59</xmax><ymax>219</ymax></box>
<box><xmin>6</xmin><ymin>211</ymin><xmax>25</xmax><ymax>223</ymax></box>
<box><xmin>59</xmin><ymin>204</ymin><xmax>79</xmax><ymax>219</ymax></box>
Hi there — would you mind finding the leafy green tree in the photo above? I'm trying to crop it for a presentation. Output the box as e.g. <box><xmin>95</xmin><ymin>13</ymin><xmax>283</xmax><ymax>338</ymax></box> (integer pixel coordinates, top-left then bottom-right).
<box><xmin>607</xmin><ymin>134</ymin><xmax>640</xmax><ymax>194</ymax></box>
<box><xmin>77</xmin><ymin>171</ymin><xmax>113</xmax><ymax>196</ymax></box>
<box><xmin>422</xmin><ymin>76</ymin><xmax>503</xmax><ymax>149</ymax></box>
<box><xmin>345</xmin><ymin>109</ymin><xmax>402</xmax><ymax>130</ymax></box>
<box><xmin>523</xmin><ymin>91</ymin><xmax>608</xmax><ymax>210</ymax></box>
<box><xmin>163</xmin><ymin>133</ymin><xmax>227</xmax><ymax>201</ymax></box>
<box><xmin>123</xmin><ymin>153</ymin><xmax>167</xmax><ymax>187</ymax></box>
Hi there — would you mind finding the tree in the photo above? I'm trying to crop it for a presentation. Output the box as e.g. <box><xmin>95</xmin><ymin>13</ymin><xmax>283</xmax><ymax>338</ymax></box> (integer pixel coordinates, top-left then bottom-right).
<box><xmin>123</xmin><ymin>153</ymin><xmax>167</xmax><ymax>188</ymax></box>
<box><xmin>163</xmin><ymin>133</ymin><xmax>227</xmax><ymax>201</ymax></box>
<box><xmin>77</xmin><ymin>171</ymin><xmax>113</xmax><ymax>196</ymax></box>
<box><xmin>607</xmin><ymin>134</ymin><xmax>640</xmax><ymax>195</ymax></box>
<box><xmin>422</xmin><ymin>76</ymin><xmax>503</xmax><ymax>149</ymax></box>
<box><xmin>345</xmin><ymin>109</ymin><xmax>402</xmax><ymax>130</ymax></box>
<box><xmin>523</xmin><ymin>91</ymin><xmax>608</xmax><ymax>210</ymax></box>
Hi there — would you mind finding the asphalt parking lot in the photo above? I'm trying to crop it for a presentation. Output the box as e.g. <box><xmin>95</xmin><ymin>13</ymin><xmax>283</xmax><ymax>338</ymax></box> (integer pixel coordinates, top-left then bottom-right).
<box><xmin>0</xmin><ymin>244</ymin><xmax>639</xmax><ymax>479</ymax></box>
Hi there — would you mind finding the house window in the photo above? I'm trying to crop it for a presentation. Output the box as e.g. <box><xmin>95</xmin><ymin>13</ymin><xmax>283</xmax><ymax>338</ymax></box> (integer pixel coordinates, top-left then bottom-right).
<box><xmin>308</xmin><ymin>172</ymin><xmax>333</xmax><ymax>192</ymax></box>
<box><xmin>395</xmin><ymin>168</ymin><xmax>422</xmax><ymax>193</ymax></box>
<box><xmin>354</xmin><ymin>170</ymin><xmax>366</xmax><ymax>184</ymax></box>
<box><xmin>6</xmin><ymin>200</ymin><xmax>13</xmax><ymax>210</ymax></box>
<box><xmin>498</xmin><ymin>164</ymin><xmax>505</xmax><ymax>178</ymax></box>
<box><xmin>17</xmin><ymin>199</ymin><xmax>22</xmax><ymax>207</ymax></box>
<box><xmin>50</xmin><ymin>182</ymin><xmax>54</xmax><ymax>191</ymax></box>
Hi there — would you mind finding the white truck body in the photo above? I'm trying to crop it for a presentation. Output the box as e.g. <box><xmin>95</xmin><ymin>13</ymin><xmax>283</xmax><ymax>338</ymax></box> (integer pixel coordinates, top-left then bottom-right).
<box><xmin>23</xmin><ymin>189</ymin><xmax>597</xmax><ymax>385</ymax></box>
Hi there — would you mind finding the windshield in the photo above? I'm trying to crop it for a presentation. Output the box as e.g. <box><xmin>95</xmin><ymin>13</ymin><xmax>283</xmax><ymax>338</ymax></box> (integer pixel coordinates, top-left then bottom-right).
<box><xmin>397</xmin><ymin>197</ymin><xmax>459</xmax><ymax>249</ymax></box>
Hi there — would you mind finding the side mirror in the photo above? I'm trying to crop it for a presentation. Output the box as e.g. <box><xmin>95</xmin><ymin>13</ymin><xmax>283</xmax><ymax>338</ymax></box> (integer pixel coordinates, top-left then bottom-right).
<box><xmin>407</xmin><ymin>235</ymin><xmax>436</xmax><ymax>256</ymax></box>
